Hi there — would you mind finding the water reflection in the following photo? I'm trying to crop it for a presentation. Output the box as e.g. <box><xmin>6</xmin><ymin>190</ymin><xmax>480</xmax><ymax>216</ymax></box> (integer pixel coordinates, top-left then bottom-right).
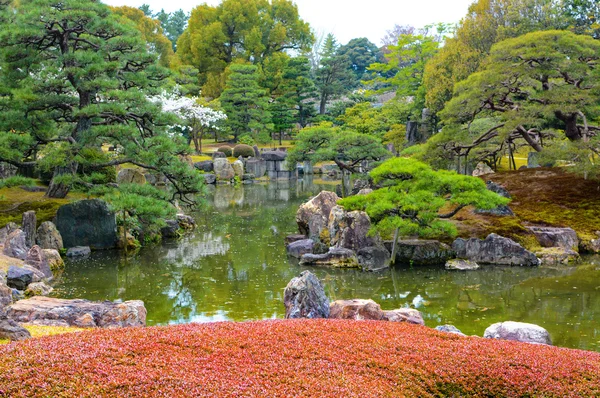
<box><xmin>53</xmin><ymin>179</ymin><xmax>600</xmax><ymax>351</ymax></box>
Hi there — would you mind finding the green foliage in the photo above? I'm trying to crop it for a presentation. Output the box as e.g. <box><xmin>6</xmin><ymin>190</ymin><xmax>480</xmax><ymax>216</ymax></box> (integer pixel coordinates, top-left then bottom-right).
<box><xmin>339</xmin><ymin>158</ymin><xmax>509</xmax><ymax>238</ymax></box>
<box><xmin>0</xmin><ymin>176</ymin><xmax>36</xmax><ymax>189</ymax></box>
<box><xmin>337</xmin><ymin>37</ymin><xmax>383</xmax><ymax>83</ymax></box>
<box><xmin>233</xmin><ymin>144</ymin><xmax>255</xmax><ymax>158</ymax></box>
<box><xmin>218</xmin><ymin>147</ymin><xmax>233</xmax><ymax>157</ymax></box>
<box><xmin>238</xmin><ymin>135</ymin><xmax>256</xmax><ymax>146</ymax></box>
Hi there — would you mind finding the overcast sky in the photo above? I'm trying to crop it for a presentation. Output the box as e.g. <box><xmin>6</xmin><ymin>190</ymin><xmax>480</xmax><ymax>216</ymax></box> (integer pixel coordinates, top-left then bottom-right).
<box><xmin>102</xmin><ymin>0</ymin><xmax>475</xmax><ymax>45</ymax></box>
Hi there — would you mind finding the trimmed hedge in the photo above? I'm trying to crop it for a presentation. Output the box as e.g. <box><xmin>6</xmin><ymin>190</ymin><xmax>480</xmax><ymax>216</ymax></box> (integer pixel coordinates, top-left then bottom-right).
<box><xmin>233</xmin><ymin>144</ymin><xmax>255</xmax><ymax>158</ymax></box>
<box><xmin>0</xmin><ymin>319</ymin><xmax>599</xmax><ymax>397</ymax></box>
<box><xmin>217</xmin><ymin>146</ymin><xmax>232</xmax><ymax>157</ymax></box>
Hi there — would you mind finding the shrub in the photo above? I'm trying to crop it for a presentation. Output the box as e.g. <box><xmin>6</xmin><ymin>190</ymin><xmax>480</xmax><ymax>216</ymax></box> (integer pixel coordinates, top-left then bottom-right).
<box><xmin>217</xmin><ymin>146</ymin><xmax>232</xmax><ymax>157</ymax></box>
<box><xmin>232</xmin><ymin>144</ymin><xmax>255</xmax><ymax>158</ymax></box>
<box><xmin>0</xmin><ymin>176</ymin><xmax>36</xmax><ymax>189</ymax></box>
<box><xmin>238</xmin><ymin>135</ymin><xmax>255</xmax><ymax>146</ymax></box>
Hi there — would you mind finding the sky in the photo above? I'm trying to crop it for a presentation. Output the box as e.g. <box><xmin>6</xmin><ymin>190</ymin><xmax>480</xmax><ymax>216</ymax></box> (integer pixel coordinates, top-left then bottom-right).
<box><xmin>102</xmin><ymin>0</ymin><xmax>475</xmax><ymax>46</ymax></box>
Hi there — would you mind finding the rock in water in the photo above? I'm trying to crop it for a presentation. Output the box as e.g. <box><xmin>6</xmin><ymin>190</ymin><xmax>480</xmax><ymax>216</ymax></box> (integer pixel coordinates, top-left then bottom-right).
<box><xmin>0</xmin><ymin>316</ymin><xmax>31</xmax><ymax>341</ymax></box>
<box><xmin>329</xmin><ymin>299</ymin><xmax>424</xmax><ymax>325</ymax></box>
<box><xmin>66</xmin><ymin>246</ymin><xmax>91</xmax><ymax>258</ymax></box>
<box><xmin>2</xmin><ymin>229</ymin><xmax>29</xmax><ymax>260</ymax></box>
<box><xmin>385</xmin><ymin>240</ymin><xmax>454</xmax><ymax>266</ymax></box>
<box><xmin>445</xmin><ymin>259</ymin><xmax>480</xmax><ymax>271</ymax></box>
<box><xmin>357</xmin><ymin>246</ymin><xmax>390</xmax><ymax>272</ymax></box>
<box><xmin>25</xmin><ymin>282</ymin><xmax>54</xmax><ymax>297</ymax></box>
<box><xmin>328</xmin><ymin>206</ymin><xmax>380</xmax><ymax>251</ymax></box>
<box><xmin>56</xmin><ymin>199</ymin><xmax>117</xmax><ymax>250</ymax></box>
<box><xmin>203</xmin><ymin>174</ymin><xmax>217</xmax><ymax>184</ymax></box>
<box><xmin>7</xmin><ymin>297</ymin><xmax>147</xmax><ymax>328</ymax></box>
<box><xmin>283</xmin><ymin>271</ymin><xmax>330</xmax><ymax>319</ymax></box>
<box><xmin>232</xmin><ymin>160</ymin><xmax>244</xmax><ymax>177</ymax></box>
<box><xmin>484</xmin><ymin>321</ymin><xmax>552</xmax><ymax>345</ymax></box>
<box><xmin>116</xmin><ymin>168</ymin><xmax>146</xmax><ymax>184</ymax></box>
<box><xmin>286</xmin><ymin>239</ymin><xmax>314</xmax><ymax>259</ymax></box>
<box><xmin>22</xmin><ymin>211</ymin><xmax>36</xmax><ymax>248</ymax></box>
<box><xmin>213</xmin><ymin>158</ymin><xmax>235</xmax><ymax>181</ymax></box>
<box><xmin>296</xmin><ymin>191</ymin><xmax>340</xmax><ymax>242</ymax></box>
<box><xmin>300</xmin><ymin>248</ymin><xmax>359</xmax><ymax>268</ymax></box>
<box><xmin>194</xmin><ymin>160</ymin><xmax>214</xmax><ymax>172</ymax></box>
<box><xmin>24</xmin><ymin>245</ymin><xmax>53</xmax><ymax>279</ymax></box>
<box><xmin>245</xmin><ymin>158</ymin><xmax>267</xmax><ymax>178</ymax></box>
<box><xmin>527</xmin><ymin>227</ymin><xmax>579</xmax><ymax>250</ymax></box>
<box><xmin>7</xmin><ymin>266</ymin><xmax>33</xmax><ymax>290</ymax></box>
<box><xmin>36</xmin><ymin>221</ymin><xmax>64</xmax><ymax>251</ymax></box>
<box><xmin>452</xmin><ymin>234</ymin><xmax>540</xmax><ymax>266</ymax></box>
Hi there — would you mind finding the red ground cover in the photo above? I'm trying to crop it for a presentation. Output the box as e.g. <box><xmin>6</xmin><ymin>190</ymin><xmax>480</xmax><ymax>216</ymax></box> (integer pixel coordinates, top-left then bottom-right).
<box><xmin>0</xmin><ymin>319</ymin><xmax>599</xmax><ymax>397</ymax></box>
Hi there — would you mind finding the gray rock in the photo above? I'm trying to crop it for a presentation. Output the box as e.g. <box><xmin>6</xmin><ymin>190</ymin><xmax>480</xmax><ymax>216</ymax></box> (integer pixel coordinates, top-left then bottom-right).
<box><xmin>252</xmin><ymin>145</ymin><xmax>260</xmax><ymax>157</ymax></box>
<box><xmin>0</xmin><ymin>162</ymin><xmax>17</xmax><ymax>179</ymax></box>
<box><xmin>329</xmin><ymin>299</ymin><xmax>424</xmax><ymax>325</ymax></box>
<box><xmin>212</xmin><ymin>151</ymin><xmax>226</xmax><ymax>159</ymax></box>
<box><xmin>2</xmin><ymin>229</ymin><xmax>29</xmax><ymax>260</ymax></box>
<box><xmin>36</xmin><ymin>221</ymin><xmax>63</xmax><ymax>251</ymax></box>
<box><xmin>160</xmin><ymin>220</ymin><xmax>181</xmax><ymax>238</ymax></box>
<box><xmin>299</xmin><ymin>247</ymin><xmax>359</xmax><ymax>268</ymax></box>
<box><xmin>296</xmin><ymin>191</ymin><xmax>340</xmax><ymax>242</ymax></box>
<box><xmin>385</xmin><ymin>240</ymin><xmax>454</xmax><ymax>266</ymax></box>
<box><xmin>535</xmin><ymin>247</ymin><xmax>580</xmax><ymax>265</ymax></box>
<box><xmin>285</xmin><ymin>234</ymin><xmax>307</xmax><ymax>245</ymax></box>
<box><xmin>445</xmin><ymin>259</ymin><xmax>480</xmax><ymax>271</ymax></box>
<box><xmin>7</xmin><ymin>296</ymin><xmax>147</xmax><ymax>328</ymax></box>
<box><xmin>116</xmin><ymin>168</ymin><xmax>146</xmax><ymax>185</ymax></box>
<box><xmin>0</xmin><ymin>282</ymin><xmax>12</xmax><ymax>309</ymax></box>
<box><xmin>24</xmin><ymin>245</ymin><xmax>53</xmax><ymax>279</ymax></box>
<box><xmin>242</xmin><ymin>173</ymin><xmax>255</xmax><ymax>181</ymax></box>
<box><xmin>245</xmin><ymin>158</ymin><xmax>267</xmax><ymax>178</ymax></box>
<box><xmin>203</xmin><ymin>174</ymin><xmax>217</xmax><ymax>184</ymax></box>
<box><xmin>0</xmin><ymin>317</ymin><xmax>31</xmax><ymax>341</ymax></box>
<box><xmin>43</xmin><ymin>249</ymin><xmax>64</xmax><ymax>271</ymax></box>
<box><xmin>213</xmin><ymin>158</ymin><xmax>235</xmax><ymax>180</ymax></box>
<box><xmin>527</xmin><ymin>152</ymin><xmax>540</xmax><ymax>168</ymax></box>
<box><xmin>25</xmin><ymin>281</ymin><xmax>53</xmax><ymax>297</ymax></box>
<box><xmin>357</xmin><ymin>246</ymin><xmax>391</xmax><ymax>272</ymax></box>
<box><xmin>261</xmin><ymin>151</ymin><xmax>287</xmax><ymax>161</ymax></box>
<box><xmin>22</xmin><ymin>211</ymin><xmax>36</xmax><ymax>248</ymax></box>
<box><xmin>194</xmin><ymin>160</ymin><xmax>214</xmax><ymax>172</ymax></box>
<box><xmin>22</xmin><ymin>265</ymin><xmax>45</xmax><ymax>283</ymax></box>
<box><xmin>527</xmin><ymin>226</ymin><xmax>579</xmax><ymax>250</ymax></box>
<box><xmin>484</xmin><ymin>321</ymin><xmax>551</xmax><ymax>345</ymax></box>
<box><xmin>7</xmin><ymin>266</ymin><xmax>33</xmax><ymax>290</ymax></box>
<box><xmin>328</xmin><ymin>206</ymin><xmax>380</xmax><ymax>251</ymax></box>
<box><xmin>475</xmin><ymin>205</ymin><xmax>515</xmax><ymax>216</ymax></box>
<box><xmin>435</xmin><ymin>325</ymin><xmax>466</xmax><ymax>336</ymax></box>
<box><xmin>286</xmin><ymin>239</ymin><xmax>314</xmax><ymax>259</ymax></box>
<box><xmin>66</xmin><ymin>246</ymin><xmax>91</xmax><ymax>258</ymax></box>
<box><xmin>283</xmin><ymin>271</ymin><xmax>330</xmax><ymax>319</ymax></box>
<box><xmin>176</xmin><ymin>214</ymin><xmax>195</xmax><ymax>230</ymax></box>
<box><xmin>485</xmin><ymin>181</ymin><xmax>511</xmax><ymax>198</ymax></box>
<box><xmin>452</xmin><ymin>233</ymin><xmax>540</xmax><ymax>266</ymax></box>
<box><xmin>0</xmin><ymin>222</ymin><xmax>20</xmax><ymax>243</ymax></box>
<box><xmin>472</xmin><ymin>162</ymin><xmax>494</xmax><ymax>177</ymax></box>
<box><xmin>56</xmin><ymin>199</ymin><xmax>117</xmax><ymax>250</ymax></box>
<box><xmin>232</xmin><ymin>160</ymin><xmax>244</xmax><ymax>177</ymax></box>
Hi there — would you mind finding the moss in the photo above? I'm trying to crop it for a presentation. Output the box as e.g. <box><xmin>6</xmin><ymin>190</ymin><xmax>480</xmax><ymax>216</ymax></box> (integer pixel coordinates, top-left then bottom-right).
<box><xmin>0</xmin><ymin>325</ymin><xmax>85</xmax><ymax>345</ymax></box>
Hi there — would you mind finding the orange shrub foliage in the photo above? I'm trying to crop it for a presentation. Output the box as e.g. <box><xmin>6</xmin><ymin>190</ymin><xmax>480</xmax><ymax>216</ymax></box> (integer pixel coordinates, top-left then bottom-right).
<box><xmin>0</xmin><ymin>319</ymin><xmax>599</xmax><ymax>397</ymax></box>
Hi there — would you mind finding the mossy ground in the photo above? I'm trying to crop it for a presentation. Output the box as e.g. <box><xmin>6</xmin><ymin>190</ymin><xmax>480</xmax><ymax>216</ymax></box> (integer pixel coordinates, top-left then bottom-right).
<box><xmin>0</xmin><ymin>325</ymin><xmax>85</xmax><ymax>345</ymax></box>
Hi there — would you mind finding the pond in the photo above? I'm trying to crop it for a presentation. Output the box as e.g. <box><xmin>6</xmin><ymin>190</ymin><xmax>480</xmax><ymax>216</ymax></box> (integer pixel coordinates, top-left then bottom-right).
<box><xmin>53</xmin><ymin>179</ymin><xmax>600</xmax><ymax>352</ymax></box>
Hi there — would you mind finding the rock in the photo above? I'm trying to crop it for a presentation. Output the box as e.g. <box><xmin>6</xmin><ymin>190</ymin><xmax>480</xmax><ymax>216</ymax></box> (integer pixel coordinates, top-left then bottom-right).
<box><xmin>22</xmin><ymin>265</ymin><xmax>45</xmax><ymax>283</ymax></box>
<box><xmin>328</xmin><ymin>206</ymin><xmax>380</xmax><ymax>252</ymax></box>
<box><xmin>7</xmin><ymin>297</ymin><xmax>147</xmax><ymax>328</ymax></box>
<box><xmin>116</xmin><ymin>168</ymin><xmax>146</xmax><ymax>185</ymax></box>
<box><xmin>0</xmin><ymin>222</ymin><xmax>20</xmax><ymax>243</ymax></box>
<box><xmin>212</xmin><ymin>151</ymin><xmax>226</xmax><ymax>159</ymax></box>
<box><xmin>261</xmin><ymin>151</ymin><xmax>287</xmax><ymax>161</ymax></box>
<box><xmin>485</xmin><ymin>181</ymin><xmax>511</xmax><ymax>198</ymax></box>
<box><xmin>245</xmin><ymin>158</ymin><xmax>267</xmax><ymax>178</ymax></box>
<box><xmin>286</xmin><ymin>239</ymin><xmax>314</xmax><ymax>259</ymax></box>
<box><xmin>385</xmin><ymin>240</ymin><xmax>454</xmax><ymax>266</ymax></box>
<box><xmin>22</xmin><ymin>210</ymin><xmax>37</xmax><ymax>248</ymax></box>
<box><xmin>299</xmin><ymin>248</ymin><xmax>359</xmax><ymax>268</ymax></box>
<box><xmin>435</xmin><ymin>325</ymin><xmax>466</xmax><ymax>336</ymax></box>
<box><xmin>352</xmin><ymin>178</ymin><xmax>372</xmax><ymax>195</ymax></box>
<box><xmin>484</xmin><ymin>321</ymin><xmax>552</xmax><ymax>345</ymax></box>
<box><xmin>527</xmin><ymin>152</ymin><xmax>540</xmax><ymax>168</ymax></box>
<box><xmin>194</xmin><ymin>160</ymin><xmax>214</xmax><ymax>172</ymax></box>
<box><xmin>296</xmin><ymin>191</ymin><xmax>340</xmax><ymax>242</ymax></box>
<box><xmin>445</xmin><ymin>259</ymin><xmax>480</xmax><ymax>271</ymax></box>
<box><xmin>7</xmin><ymin>266</ymin><xmax>33</xmax><ymax>290</ymax></box>
<box><xmin>527</xmin><ymin>226</ymin><xmax>579</xmax><ymax>250</ymax></box>
<box><xmin>24</xmin><ymin>245</ymin><xmax>53</xmax><ymax>279</ymax></box>
<box><xmin>66</xmin><ymin>246</ymin><xmax>91</xmax><ymax>258</ymax></box>
<box><xmin>213</xmin><ymin>158</ymin><xmax>235</xmax><ymax>181</ymax></box>
<box><xmin>176</xmin><ymin>214</ymin><xmax>195</xmax><ymax>230</ymax></box>
<box><xmin>285</xmin><ymin>234</ymin><xmax>307</xmax><ymax>245</ymax></box>
<box><xmin>283</xmin><ymin>271</ymin><xmax>330</xmax><ymax>319</ymax></box>
<box><xmin>0</xmin><ymin>317</ymin><xmax>31</xmax><ymax>341</ymax></box>
<box><xmin>329</xmin><ymin>299</ymin><xmax>424</xmax><ymax>325</ymax></box>
<box><xmin>36</xmin><ymin>221</ymin><xmax>63</xmax><ymax>251</ymax></box>
<box><xmin>252</xmin><ymin>145</ymin><xmax>260</xmax><ymax>157</ymax></box>
<box><xmin>357</xmin><ymin>188</ymin><xmax>373</xmax><ymax>196</ymax></box>
<box><xmin>357</xmin><ymin>246</ymin><xmax>390</xmax><ymax>272</ymax></box>
<box><xmin>535</xmin><ymin>247</ymin><xmax>580</xmax><ymax>265</ymax></box>
<box><xmin>0</xmin><ymin>282</ymin><xmax>12</xmax><ymax>309</ymax></box>
<box><xmin>232</xmin><ymin>160</ymin><xmax>244</xmax><ymax>177</ymax></box>
<box><xmin>160</xmin><ymin>220</ymin><xmax>181</xmax><ymax>238</ymax></box>
<box><xmin>42</xmin><ymin>249</ymin><xmax>64</xmax><ymax>271</ymax></box>
<box><xmin>117</xmin><ymin>227</ymin><xmax>137</xmax><ymax>251</ymax></box>
<box><xmin>472</xmin><ymin>162</ymin><xmax>494</xmax><ymax>177</ymax></box>
<box><xmin>203</xmin><ymin>174</ymin><xmax>217</xmax><ymax>184</ymax></box>
<box><xmin>2</xmin><ymin>229</ymin><xmax>29</xmax><ymax>260</ymax></box>
<box><xmin>25</xmin><ymin>281</ymin><xmax>53</xmax><ymax>297</ymax></box>
<box><xmin>475</xmin><ymin>205</ymin><xmax>515</xmax><ymax>216</ymax></box>
<box><xmin>452</xmin><ymin>234</ymin><xmax>540</xmax><ymax>266</ymax></box>
<box><xmin>56</xmin><ymin>199</ymin><xmax>118</xmax><ymax>250</ymax></box>
<box><xmin>242</xmin><ymin>173</ymin><xmax>255</xmax><ymax>181</ymax></box>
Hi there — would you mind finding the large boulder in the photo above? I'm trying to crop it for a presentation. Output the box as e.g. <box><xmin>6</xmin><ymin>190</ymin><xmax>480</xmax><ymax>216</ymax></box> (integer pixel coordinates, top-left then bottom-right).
<box><xmin>534</xmin><ymin>247</ymin><xmax>580</xmax><ymax>265</ymax></box>
<box><xmin>213</xmin><ymin>158</ymin><xmax>235</xmax><ymax>181</ymax></box>
<box><xmin>286</xmin><ymin>239</ymin><xmax>314</xmax><ymax>259</ymax></box>
<box><xmin>6</xmin><ymin>266</ymin><xmax>33</xmax><ymax>290</ymax></box>
<box><xmin>484</xmin><ymin>321</ymin><xmax>552</xmax><ymax>345</ymax></box>
<box><xmin>285</xmin><ymin>234</ymin><xmax>307</xmax><ymax>245</ymax></box>
<box><xmin>160</xmin><ymin>220</ymin><xmax>181</xmax><ymax>238</ymax></box>
<box><xmin>357</xmin><ymin>246</ymin><xmax>391</xmax><ymax>272</ymax></box>
<box><xmin>66</xmin><ymin>246</ymin><xmax>91</xmax><ymax>258</ymax></box>
<box><xmin>299</xmin><ymin>248</ymin><xmax>359</xmax><ymax>268</ymax></box>
<box><xmin>329</xmin><ymin>299</ymin><xmax>424</xmax><ymax>325</ymax></box>
<box><xmin>328</xmin><ymin>206</ymin><xmax>380</xmax><ymax>251</ymax></box>
<box><xmin>194</xmin><ymin>160</ymin><xmax>214</xmax><ymax>173</ymax></box>
<box><xmin>116</xmin><ymin>168</ymin><xmax>146</xmax><ymax>185</ymax></box>
<box><xmin>22</xmin><ymin>211</ymin><xmax>36</xmax><ymax>248</ymax></box>
<box><xmin>296</xmin><ymin>191</ymin><xmax>340</xmax><ymax>242</ymax></box>
<box><xmin>472</xmin><ymin>162</ymin><xmax>494</xmax><ymax>177</ymax></box>
<box><xmin>2</xmin><ymin>229</ymin><xmax>29</xmax><ymax>260</ymax></box>
<box><xmin>0</xmin><ymin>316</ymin><xmax>31</xmax><ymax>341</ymax></box>
<box><xmin>452</xmin><ymin>233</ymin><xmax>540</xmax><ymax>266</ymax></box>
<box><xmin>283</xmin><ymin>271</ymin><xmax>330</xmax><ymax>319</ymax></box>
<box><xmin>527</xmin><ymin>226</ymin><xmax>579</xmax><ymax>250</ymax></box>
<box><xmin>24</xmin><ymin>245</ymin><xmax>52</xmax><ymax>279</ymax></box>
<box><xmin>36</xmin><ymin>221</ymin><xmax>63</xmax><ymax>251</ymax></box>
<box><xmin>232</xmin><ymin>160</ymin><xmax>244</xmax><ymax>178</ymax></box>
<box><xmin>261</xmin><ymin>151</ymin><xmax>287</xmax><ymax>161</ymax></box>
<box><xmin>245</xmin><ymin>158</ymin><xmax>267</xmax><ymax>178</ymax></box>
<box><xmin>385</xmin><ymin>240</ymin><xmax>454</xmax><ymax>266</ymax></box>
<box><xmin>7</xmin><ymin>297</ymin><xmax>147</xmax><ymax>328</ymax></box>
<box><xmin>203</xmin><ymin>174</ymin><xmax>217</xmax><ymax>184</ymax></box>
<box><xmin>0</xmin><ymin>222</ymin><xmax>20</xmax><ymax>243</ymax></box>
<box><xmin>42</xmin><ymin>249</ymin><xmax>64</xmax><ymax>271</ymax></box>
<box><xmin>24</xmin><ymin>282</ymin><xmax>53</xmax><ymax>297</ymax></box>
<box><xmin>56</xmin><ymin>199</ymin><xmax>118</xmax><ymax>250</ymax></box>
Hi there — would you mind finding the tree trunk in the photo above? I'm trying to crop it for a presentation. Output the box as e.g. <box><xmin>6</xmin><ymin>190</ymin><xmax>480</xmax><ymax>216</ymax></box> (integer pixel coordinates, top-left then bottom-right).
<box><xmin>319</xmin><ymin>94</ymin><xmax>328</xmax><ymax>115</ymax></box>
<box><xmin>555</xmin><ymin>111</ymin><xmax>581</xmax><ymax>141</ymax></box>
<box><xmin>46</xmin><ymin>165</ymin><xmax>76</xmax><ymax>199</ymax></box>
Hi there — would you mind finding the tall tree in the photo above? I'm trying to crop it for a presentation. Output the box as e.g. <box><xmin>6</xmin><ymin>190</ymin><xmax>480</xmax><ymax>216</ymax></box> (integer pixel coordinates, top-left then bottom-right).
<box><xmin>276</xmin><ymin>56</ymin><xmax>316</xmax><ymax>127</ymax></box>
<box><xmin>0</xmin><ymin>0</ymin><xmax>202</xmax><ymax>201</ymax></box>
<box><xmin>219</xmin><ymin>64</ymin><xmax>273</xmax><ymax>143</ymax></box>
<box><xmin>337</xmin><ymin>37</ymin><xmax>383</xmax><ymax>83</ymax></box>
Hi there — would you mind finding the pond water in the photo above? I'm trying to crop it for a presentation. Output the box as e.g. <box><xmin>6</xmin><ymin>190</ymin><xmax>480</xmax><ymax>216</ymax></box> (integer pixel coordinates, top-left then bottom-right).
<box><xmin>53</xmin><ymin>179</ymin><xmax>600</xmax><ymax>352</ymax></box>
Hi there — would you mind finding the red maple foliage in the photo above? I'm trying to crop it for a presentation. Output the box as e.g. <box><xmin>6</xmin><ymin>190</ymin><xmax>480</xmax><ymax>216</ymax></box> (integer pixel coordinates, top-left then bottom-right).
<box><xmin>0</xmin><ymin>319</ymin><xmax>598</xmax><ymax>397</ymax></box>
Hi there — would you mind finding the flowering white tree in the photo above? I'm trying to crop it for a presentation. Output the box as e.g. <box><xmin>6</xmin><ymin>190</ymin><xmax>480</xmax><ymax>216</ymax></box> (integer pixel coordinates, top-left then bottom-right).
<box><xmin>151</xmin><ymin>91</ymin><xmax>227</xmax><ymax>153</ymax></box>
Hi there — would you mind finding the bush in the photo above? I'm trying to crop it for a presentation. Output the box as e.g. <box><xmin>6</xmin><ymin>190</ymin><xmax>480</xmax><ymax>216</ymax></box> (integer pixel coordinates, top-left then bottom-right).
<box><xmin>238</xmin><ymin>135</ymin><xmax>255</xmax><ymax>146</ymax></box>
<box><xmin>0</xmin><ymin>176</ymin><xmax>36</xmax><ymax>189</ymax></box>
<box><xmin>217</xmin><ymin>146</ymin><xmax>233</xmax><ymax>157</ymax></box>
<box><xmin>233</xmin><ymin>144</ymin><xmax>255</xmax><ymax>158</ymax></box>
